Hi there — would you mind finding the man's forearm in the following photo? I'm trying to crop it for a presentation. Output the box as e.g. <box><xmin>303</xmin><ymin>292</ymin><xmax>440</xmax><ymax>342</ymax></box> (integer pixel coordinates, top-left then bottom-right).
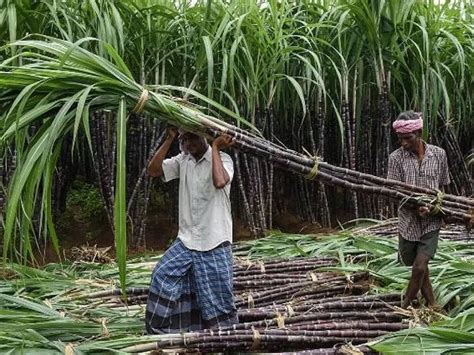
<box><xmin>148</xmin><ymin>137</ymin><xmax>174</xmax><ymax>177</ymax></box>
<box><xmin>211</xmin><ymin>146</ymin><xmax>229</xmax><ymax>189</ymax></box>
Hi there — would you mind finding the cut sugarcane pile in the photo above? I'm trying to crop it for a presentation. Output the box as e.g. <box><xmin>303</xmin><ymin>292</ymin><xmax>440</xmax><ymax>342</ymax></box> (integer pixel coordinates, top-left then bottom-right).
<box><xmin>84</xmin><ymin>256</ymin><xmax>409</xmax><ymax>353</ymax></box>
<box><xmin>1</xmin><ymin>230</ymin><xmax>473</xmax><ymax>353</ymax></box>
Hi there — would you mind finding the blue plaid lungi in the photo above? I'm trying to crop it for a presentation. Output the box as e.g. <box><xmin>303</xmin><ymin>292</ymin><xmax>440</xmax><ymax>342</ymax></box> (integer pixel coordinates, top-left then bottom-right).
<box><xmin>145</xmin><ymin>239</ymin><xmax>238</xmax><ymax>334</ymax></box>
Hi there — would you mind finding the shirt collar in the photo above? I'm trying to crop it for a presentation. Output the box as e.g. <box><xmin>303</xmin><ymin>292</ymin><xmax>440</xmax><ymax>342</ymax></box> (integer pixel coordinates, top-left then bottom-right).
<box><xmin>202</xmin><ymin>146</ymin><xmax>212</xmax><ymax>162</ymax></box>
<box><xmin>190</xmin><ymin>145</ymin><xmax>211</xmax><ymax>163</ymax></box>
<box><xmin>402</xmin><ymin>141</ymin><xmax>432</xmax><ymax>158</ymax></box>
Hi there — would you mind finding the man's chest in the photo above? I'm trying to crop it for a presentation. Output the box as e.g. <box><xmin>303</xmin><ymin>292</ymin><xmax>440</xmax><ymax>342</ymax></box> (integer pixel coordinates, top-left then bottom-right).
<box><xmin>400</xmin><ymin>155</ymin><xmax>441</xmax><ymax>188</ymax></box>
<box><xmin>180</xmin><ymin>160</ymin><xmax>213</xmax><ymax>199</ymax></box>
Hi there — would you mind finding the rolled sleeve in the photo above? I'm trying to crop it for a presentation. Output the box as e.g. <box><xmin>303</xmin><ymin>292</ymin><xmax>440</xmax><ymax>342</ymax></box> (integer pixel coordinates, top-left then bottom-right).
<box><xmin>162</xmin><ymin>153</ymin><xmax>184</xmax><ymax>182</ymax></box>
<box><xmin>221</xmin><ymin>153</ymin><xmax>234</xmax><ymax>184</ymax></box>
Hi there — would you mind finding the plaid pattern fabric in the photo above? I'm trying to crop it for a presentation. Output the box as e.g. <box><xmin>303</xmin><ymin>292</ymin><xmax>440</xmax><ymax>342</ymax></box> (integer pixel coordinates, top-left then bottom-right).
<box><xmin>387</xmin><ymin>142</ymin><xmax>450</xmax><ymax>241</ymax></box>
<box><xmin>145</xmin><ymin>238</ymin><xmax>238</xmax><ymax>334</ymax></box>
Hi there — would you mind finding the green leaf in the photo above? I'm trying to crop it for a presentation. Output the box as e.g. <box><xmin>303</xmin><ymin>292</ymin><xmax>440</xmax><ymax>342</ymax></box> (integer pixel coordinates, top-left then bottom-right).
<box><xmin>115</xmin><ymin>98</ymin><xmax>127</xmax><ymax>294</ymax></box>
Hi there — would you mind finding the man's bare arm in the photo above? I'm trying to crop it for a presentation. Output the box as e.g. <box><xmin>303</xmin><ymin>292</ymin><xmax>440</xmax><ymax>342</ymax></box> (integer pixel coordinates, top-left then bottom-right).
<box><xmin>211</xmin><ymin>135</ymin><xmax>233</xmax><ymax>189</ymax></box>
<box><xmin>148</xmin><ymin>128</ymin><xmax>177</xmax><ymax>177</ymax></box>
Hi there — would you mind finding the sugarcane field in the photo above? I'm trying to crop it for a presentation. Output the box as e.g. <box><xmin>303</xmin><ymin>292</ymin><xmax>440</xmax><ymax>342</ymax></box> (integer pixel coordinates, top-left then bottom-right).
<box><xmin>1</xmin><ymin>0</ymin><xmax>473</xmax><ymax>354</ymax></box>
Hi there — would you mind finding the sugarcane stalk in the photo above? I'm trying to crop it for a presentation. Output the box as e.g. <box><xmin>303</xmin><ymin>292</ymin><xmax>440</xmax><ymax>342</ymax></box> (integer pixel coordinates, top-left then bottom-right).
<box><xmin>233</xmin><ymin>151</ymin><xmax>256</xmax><ymax>235</ymax></box>
<box><xmin>219</xmin><ymin>310</ymin><xmax>403</xmax><ymax>332</ymax></box>
<box><xmin>204</xmin><ymin>121</ymin><xmax>473</xmax><ymax>217</ymax></box>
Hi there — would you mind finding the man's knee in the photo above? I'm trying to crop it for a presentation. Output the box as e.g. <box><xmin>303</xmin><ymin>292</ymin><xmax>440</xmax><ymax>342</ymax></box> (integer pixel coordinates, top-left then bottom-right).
<box><xmin>412</xmin><ymin>263</ymin><xmax>426</xmax><ymax>275</ymax></box>
<box><xmin>412</xmin><ymin>257</ymin><xmax>429</xmax><ymax>275</ymax></box>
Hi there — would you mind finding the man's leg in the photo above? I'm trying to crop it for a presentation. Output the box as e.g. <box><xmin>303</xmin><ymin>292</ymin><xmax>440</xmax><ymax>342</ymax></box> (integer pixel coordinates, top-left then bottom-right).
<box><xmin>193</xmin><ymin>242</ymin><xmax>238</xmax><ymax>329</ymax></box>
<box><xmin>420</xmin><ymin>267</ymin><xmax>435</xmax><ymax>306</ymax></box>
<box><xmin>418</xmin><ymin>230</ymin><xmax>439</xmax><ymax>307</ymax></box>
<box><xmin>402</xmin><ymin>252</ymin><xmax>430</xmax><ymax>308</ymax></box>
<box><xmin>145</xmin><ymin>239</ymin><xmax>194</xmax><ymax>334</ymax></box>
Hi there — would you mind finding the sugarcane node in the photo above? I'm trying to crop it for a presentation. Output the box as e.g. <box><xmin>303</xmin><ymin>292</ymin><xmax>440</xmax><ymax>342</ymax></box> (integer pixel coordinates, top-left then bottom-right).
<box><xmin>132</xmin><ymin>88</ymin><xmax>149</xmax><ymax>113</ymax></box>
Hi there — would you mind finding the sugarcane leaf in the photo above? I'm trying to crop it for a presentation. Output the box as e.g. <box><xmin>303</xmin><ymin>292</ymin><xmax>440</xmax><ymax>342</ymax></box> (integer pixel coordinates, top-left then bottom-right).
<box><xmin>202</xmin><ymin>35</ymin><xmax>214</xmax><ymax>99</ymax></box>
<box><xmin>280</xmin><ymin>74</ymin><xmax>306</xmax><ymax>117</ymax></box>
<box><xmin>2</xmin><ymin>133</ymin><xmax>49</xmax><ymax>260</ymax></box>
<box><xmin>450</xmin><ymin>261</ymin><xmax>474</xmax><ymax>273</ymax></box>
<box><xmin>1</xmin><ymin>101</ymin><xmax>59</xmax><ymax>141</ymax></box>
<box><xmin>72</xmin><ymin>85</ymin><xmax>95</xmax><ymax>152</ymax></box>
<box><xmin>434</xmin><ymin>326</ymin><xmax>474</xmax><ymax>341</ymax></box>
<box><xmin>115</xmin><ymin>97</ymin><xmax>127</xmax><ymax>294</ymax></box>
<box><xmin>104</xmin><ymin>42</ymin><xmax>133</xmax><ymax>80</ymax></box>
<box><xmin>41</xmin><ymin>144</ymin><xmax>62</xmax><ymax>257</ymax></box>
<box><xmin>0</xmin><ymin>294</ymin><xmax>61</xmax><ymax>317</ymax></box>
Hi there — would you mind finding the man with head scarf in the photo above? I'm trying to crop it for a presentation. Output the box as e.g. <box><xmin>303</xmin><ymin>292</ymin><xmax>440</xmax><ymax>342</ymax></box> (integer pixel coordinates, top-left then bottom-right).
<box><xmin>387</xmin><ymin>110</ymin><xmax>451</xmax><ymax>309</ymax></box>
<box><xmin>146</xmin><ymin>127</ymin><xmax>237</xmax><ymax>333</ymax></box>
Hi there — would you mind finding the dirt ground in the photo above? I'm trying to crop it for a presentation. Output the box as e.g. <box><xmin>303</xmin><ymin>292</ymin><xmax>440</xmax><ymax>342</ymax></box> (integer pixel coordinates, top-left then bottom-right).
<box><xmin>37</xmin><ymin>211</ymin><xmax>330</xmax><ymax>265</ymax></box>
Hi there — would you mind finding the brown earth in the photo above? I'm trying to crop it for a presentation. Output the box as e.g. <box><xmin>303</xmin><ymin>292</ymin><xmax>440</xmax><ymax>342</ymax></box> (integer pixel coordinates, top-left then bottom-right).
<box><xmin>37</xmin><ymin>211</ymin><xmax>328</xmax><ymax>265</ymax></box>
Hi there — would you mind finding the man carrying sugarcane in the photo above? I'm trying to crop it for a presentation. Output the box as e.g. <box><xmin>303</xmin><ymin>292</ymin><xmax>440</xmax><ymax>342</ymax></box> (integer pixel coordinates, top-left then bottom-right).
<box><xmin>145</xmin><ymin>127</ymin><xmax>237</xmax><ymax>333</ymax></box>
<box><xmin>388</xmin><ymin>110</ymin><xmax>450</xmax><ymax>309</ymax></box>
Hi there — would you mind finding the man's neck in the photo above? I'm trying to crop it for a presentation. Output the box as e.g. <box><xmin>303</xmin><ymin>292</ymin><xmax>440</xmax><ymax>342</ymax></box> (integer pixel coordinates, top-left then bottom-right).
<box><xmin>414</xmin><ymin>140</ymin><xmax>425</xmax><ymax>160</ymax></box>
<box><xmin>192</xmin><ymin>152</ymin><xmax>205</xmax><ymax>161</ymax></box>
<box><xmin>191</xmin><ymin>145</ymin><xmax>209</xmax><ymax>161</ymax></box>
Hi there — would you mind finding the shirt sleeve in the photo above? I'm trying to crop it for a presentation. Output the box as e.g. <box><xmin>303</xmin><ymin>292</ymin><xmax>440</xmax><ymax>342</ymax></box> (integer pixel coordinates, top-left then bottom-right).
<box><xmin>162</xmin><ymin>153</ymin><xmax>184</xmax><ymax>182</ymax></box>
<box><xmin>220</xmin><ymin>152</ymin><xmax>234</xmax><ymax>184</ymax></box>
<box><xmin>387</xmin><ymin>153</ymin><xmax>402</xmax><ymax>181</ymax></box>
<box><xmin>439</xmin><ymin>150</ymin><xmax>451</xmax><ymax>187</ymax></box>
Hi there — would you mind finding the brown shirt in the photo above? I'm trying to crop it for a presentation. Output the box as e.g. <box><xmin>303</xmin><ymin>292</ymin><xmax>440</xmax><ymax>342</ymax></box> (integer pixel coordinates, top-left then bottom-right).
<box><xmin>387</xmin><ymin>142</ymin><xmax>450</xmax><ymax>241</ymax></box>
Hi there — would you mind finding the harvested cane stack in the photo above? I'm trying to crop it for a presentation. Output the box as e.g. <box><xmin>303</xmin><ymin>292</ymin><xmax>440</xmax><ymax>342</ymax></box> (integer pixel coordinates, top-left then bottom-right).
<box><xmin>83</xmin><ymin>256</ymin><xmax>410</xmax><ymax>353</ymax></box>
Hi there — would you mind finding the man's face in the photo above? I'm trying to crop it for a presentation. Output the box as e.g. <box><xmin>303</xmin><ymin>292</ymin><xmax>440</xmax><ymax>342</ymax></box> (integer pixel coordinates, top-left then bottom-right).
<box><xmin>179</xmin><ymin>133</ymin><xmax>206</xmax><ymax>156</ymax></box>
<box><xmin>397</xmin><ymin>131</ymin><xmax>420</xmax><ymax>152</ymax></box>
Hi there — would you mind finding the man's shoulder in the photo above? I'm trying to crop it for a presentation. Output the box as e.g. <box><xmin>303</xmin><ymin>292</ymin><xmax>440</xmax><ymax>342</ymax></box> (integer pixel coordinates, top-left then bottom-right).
<box><xmin>219</xmin><ymin>150</ymin><xmax>233</xmax><ymax>162</ymax></box>
<box><xmin>172</xmin><ymin>152</ymin><xmax>188</xmax><ymax>163</ymax></box>
<box><xmin>426</xmin><ymin>144</ymin><xmax>446</xmax><ymax>156</ymax></box>
<box><xmin>389</xmin><ymin>147</ymin><xmax>405</xmax><ymax>159</ymax></box>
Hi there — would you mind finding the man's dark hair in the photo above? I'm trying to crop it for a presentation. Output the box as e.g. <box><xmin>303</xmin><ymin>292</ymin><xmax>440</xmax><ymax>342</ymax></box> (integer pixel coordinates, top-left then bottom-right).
<box><xmin>396</xmin><ymin>110</ymin><xmax>419</xmax><ymax>121</ymax></box>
